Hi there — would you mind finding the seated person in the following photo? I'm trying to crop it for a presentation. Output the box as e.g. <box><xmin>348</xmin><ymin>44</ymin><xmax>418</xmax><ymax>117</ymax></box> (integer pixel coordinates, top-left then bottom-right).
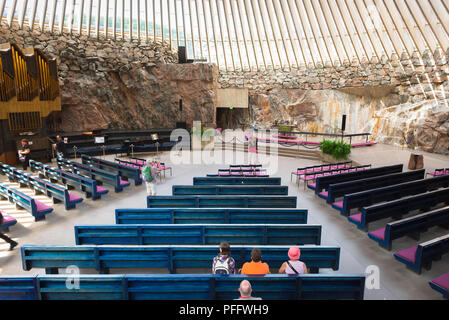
<box><xmin>240</xmin><ymin>248</ymin><xmax>270</xmax><ymax>275</ymax></box>
<box><xmin>278</xmin><ymin>246</ymin><xmax>308</xmax><ymax>274</ymax></box>
<box><xmin>212</xmin><ymin>241</ymin><xmax>236</xmax><ymax>274</ymax></box>
<box><xmin>235</xmin><ymin>280</ymin><xmax>262</xmax><ymax>300</ymax></box>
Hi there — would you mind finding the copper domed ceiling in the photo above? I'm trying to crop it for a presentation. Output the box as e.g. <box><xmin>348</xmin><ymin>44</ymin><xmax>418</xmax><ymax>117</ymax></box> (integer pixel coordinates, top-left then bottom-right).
<box><xmin>1</xmin><ymin>0</ymin><xmax>448</xmax><ymax>71</ymax></box>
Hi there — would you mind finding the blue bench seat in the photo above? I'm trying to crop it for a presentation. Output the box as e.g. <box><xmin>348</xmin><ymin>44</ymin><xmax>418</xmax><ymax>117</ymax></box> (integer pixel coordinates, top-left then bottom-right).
<box><xmin>313</xmin><ymin>164</ymin><xmax>403</xmax><ymax>195</ymax></box>
<box><xmin>393</xmin><ymin>234</ymin><xmax>449</xmax><ymax>274</ymax></box>
<box><xmin>147</xmin><ymin>195</ymin><xmax>297</xmax><ymax>208</ymax></box>
<box><xmin>0</xmin><ymin>182</ymin><xmax>53</xmax><ymax>221</ymax></box>
<box><xmin>75</xmin><ymin>224</ymin><xmax>322</xmax><ymax>246</ymax></box>
<box><xmin>333</xmin><ymin>174</ymin><xmax>449</xmax><ymax>216</ymax></box>
<box><xmin>325</xmin><ymin>169</ymin><xmax>425</xmax><ymax>204</ymax></box>
<box><xmin>29</xmin><ymin>160</ymin><xmax>108</xmax><ymax>201</ymax></box>
<box><xmin>0</xmin><ymin>274</ymin><xmax>365</xmax><ymax>300</ymax></box>
<box><xmin>347</xmin><ymin>187</ymin><xmax>449</xmax><ymax>230</ymax></box>
<box><xmin>21</xmin><ymin>244</ymin><xmax>340</xmax><ymax>274</ymax></box>
<box><xmin>115</xmin><ymin>208</ymin><xmax>308</xmax><ymax>225</ymax></box>
<box><xmin>368</xmin><ymin>206</ymin><xmax>449</xmax><ymax>250</ymax></box>
<box><xmin>429</xmin><ymin>273</ymin><xmax>449</xmax><ymax>299</ymax></box>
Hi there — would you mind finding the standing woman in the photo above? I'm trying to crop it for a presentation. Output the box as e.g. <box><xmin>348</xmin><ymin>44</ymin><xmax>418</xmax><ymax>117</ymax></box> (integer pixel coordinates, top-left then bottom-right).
<box><xmin>18</xmin><ymin>139</ymin><xmax>31</xmax><ymax>171</ymax></box>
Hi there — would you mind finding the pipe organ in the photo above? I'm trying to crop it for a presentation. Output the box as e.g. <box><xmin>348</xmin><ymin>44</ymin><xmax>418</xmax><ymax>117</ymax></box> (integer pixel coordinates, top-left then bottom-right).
<box><xmin>0</xmin><ymin>43</ymin><xmax>61</xmax><ymax>165</ymax></box>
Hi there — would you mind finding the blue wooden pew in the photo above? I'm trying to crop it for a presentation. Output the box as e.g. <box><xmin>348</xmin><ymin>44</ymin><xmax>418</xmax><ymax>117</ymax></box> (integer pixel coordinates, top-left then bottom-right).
<box><xmin>0</xmin><ymin>276</ymin><xmax>38</xmax><ymax>300</ymax></box>
<box><xmin>394</xmin><ymin>234</ymin><xmax>449</xmax><ymax>274</ymax></box>
<box><xmin>326</xmin><ymin>169</ymin><xmax>425</xmax><ymax>204</ymax></box>
<box><xmin>7</xmin><ymin>168</ymin><xmax>83</xmax><ymax>210</ymax></box>
<box><xmin>81</xmin><ymin>154</ymin><xmax>142</xmax><ymax>186</ymax></box>
<box><xmin>21</xmin><ymin>244</ymin><xmax>339</xmax><ymax>274</ymax></box>
<box><xmin>332</xmin><ymin>174</ymin><xmax>449</xmax><ymax>216</ymax></box>
<box><xmin>75</xmin><ymin>224</ymin><xmax>322</xmax><ymax>245</ymax></box>
<box><xmin>0</xmin><ymin>274</ymin><xmax>365</xmax><ymax>300</ymax></box>
<box><xmin>0</xmin><ymin>182</ymin><xmax>53</xmax><ymax>221</ymax></box>
<box><xmin>368</xmin><ymin>206</ymin><xmax>449</xmax><ymax>250</ymax></box>
<box><xmin>29</xmin><ymin>160</ymin><xmax>108</xmax><ymax>201</ymax></box>
<box><xmin>58</xmin><ymin>158</ymin><xmax>130</xmax><ymax>193</ymax></box>
<box><xmin>429</xmin><ymin>273</ymin><xmax>449</xmax><ymax>299</ymax></box>
<box><xmin>115</xmin><ymin>208</ymin><xmax>308</xmax><ymax>224</ymax></box>
<box><xmin>194</xmin><ymin>177</ymin><xmax>281</xmax><ymax>185</ymax></box>
<box><xmin>348</xmin><ymin>187</ymin><xmax>449</xmax><ymax>230</ymax></box>
<box><xmin>147</xmin><ymin>195</ymin><xmax>297</xmax><ymax>208</ymax></box>
<box><xmin>310</xmin><ymin>164</ymin><xmax>403</xmax><ymax>196</ymax></box>
<box><xmin>172</xmin><ymin>185</ymin><xmax>288</xmax><ymax>195</ymax></box>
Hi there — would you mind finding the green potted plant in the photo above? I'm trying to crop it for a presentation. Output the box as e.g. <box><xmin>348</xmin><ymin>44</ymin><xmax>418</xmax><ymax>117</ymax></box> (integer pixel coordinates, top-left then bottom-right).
<box><xmin>319</xmin><ymin>139</ymin><xmax>351</xmax><ymax>162</ymax></box>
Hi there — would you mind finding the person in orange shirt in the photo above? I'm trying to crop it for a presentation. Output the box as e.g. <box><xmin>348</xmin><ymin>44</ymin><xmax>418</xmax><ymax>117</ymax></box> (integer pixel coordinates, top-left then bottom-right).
<box><xmin>240</xmin><ymin>248</ymin><xmax>270</xmax><ymax>275</ymax></box>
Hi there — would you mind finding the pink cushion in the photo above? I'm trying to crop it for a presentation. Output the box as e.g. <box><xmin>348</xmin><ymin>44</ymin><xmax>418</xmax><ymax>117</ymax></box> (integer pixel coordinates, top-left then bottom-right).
<box><xmin>319</xmin><ymin>191</ymin><xmax>328</xmax><ymax>198</ymax></box>
<box><xmin>349</xmin><ymin>213</ymin><xmax>362</xmax><ymax>223</ymax></box>
<box><xmin>308</xmin><ymin>183</ymin><xmax>316</xmax><ymax>188</ymax></box>
<box><xmin>432</xmin><ymin>273</ymin><xmax>449</xmax><ymax>291</ymax></box>
<box><xmin>333</xmin><ymin>201</ymin><xmax>343</xmax><ymax>209</ymax></box>
<box><xmin>395</xmin><ymin>245</ymin><xmax>418</xmax><ymax>264</ymax></box>
<box><xmin>2</xmin><ymin>214</ymin><xmax>16</xmax><ymax>224</ymax></box>
<box><xmin>313</xmin><ymin>168</ymin><xmax>322</xmax><ymax>172</ymax></box>
<box><xmin>293</xmin><ymin>170</ymin><xmax>305</xmax><ymax>175</ymax></box>
<box><xmin>96</xmin><ymin>186</ymin><xmax>108</xmax><ymax>193</ymax></box>
<box><xmin>369</xmin><ymin>227</ymin><xmax>386</xmax><ymax>241</ymax></box>
<box><xmin>119</xmin><ymin>179</ymin><xmax>130</xmax><ymax>186</ymax></box>
<box><xmin>68</xmin><ymin>193</ymin><xmax>83</xmax><ymax>202</ymax></box>
<box><xmin>34</xmin><ymin>200</ymin><xmax>53</xmax><ymax>213</ymax></box>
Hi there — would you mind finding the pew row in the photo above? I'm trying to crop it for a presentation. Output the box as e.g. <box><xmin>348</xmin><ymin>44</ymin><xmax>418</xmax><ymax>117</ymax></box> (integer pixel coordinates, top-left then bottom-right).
<box><xmin>21</xmin><ymin>244</ymin><xmax>340</xmax><ymax>274</ymax></box>
<box><xmin>115</xmin><ymin>208</ymin><xmax>308</xmax><ymax>225</ymax></box>
<box><xmin>81</xmin><ymin>154</ymin><xmax>142</xmax><ymax>186</ymax></box>
<box><xmin>393</xmin><ymin>234</ymin><xmax>449</xmax><ymax>274</ymax></box>
<box><xmin>309</xmin><ymin>164</ymin><xmax>403</xmax><ymax>195</ymax></box>
<box><xmin>29</xmin><ymin>160</ymin><xmax>108</xmax><ymax>200</ymax></box>
<box><xmin>75</xmin><ymin>224</ymin><xmax>322</xmax><ymax>245</ymax></box>
<box><xmin>368</xmin><ymin>206</ymin><xmax>449</xmax><ymax>250</ymax></box>
<box><xmin>6</xmin><ymin>167</ymin><xmax>83</xmax><ymax>210</ymax></box>
<box><xmin>347</xmin><ymin>187</ymin><xmax>449</xmax><ymax>231</ymax></box>
<box><xmin>0</xmin><ymin>182</ymin><xmax>53</xmax><ymax>221</ymax></box>
<box><xmin>0</xmin><ymin>274</ymin><xmax>365</xmax><ymax>300</ymax></box>
<box><xmin>172</xmin><ymin>185</ymin><xmax>288</xmax><ymax>196</ymax></box>
<box><xmin>327</xmin><ymin>169</ymin><xmax>426</xmax><ymax>205</ymax></box>
<box><xmin>147</xmin><ymin>195</ymin><xmax>297</xmax><ymax>208</ymax></box>
<box><xmin>332</xmin><ymin>173</ymin><xmax>448</xmax><ymax>216</ymax></box>
<box><xmin>58</xmin><ymin>158</ymin><xmax>130</xmax><ymax>193</ymax></box>
<box><xmin>194</xmin><ymin>177</ymin><xmax>281</xmax><ymax>185</ymax></box>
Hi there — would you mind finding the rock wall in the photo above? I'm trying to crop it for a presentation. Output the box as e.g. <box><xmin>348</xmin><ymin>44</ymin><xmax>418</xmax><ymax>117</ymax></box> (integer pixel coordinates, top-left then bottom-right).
<box><xmin>0</xmin><ymin>22</ymin><xmax>217</xmax><ymax>132</ymax></box>
<box><xmin>219</xmin><ymin>50</ymin><xmax>449</xmax><ymax>155</ymax></box>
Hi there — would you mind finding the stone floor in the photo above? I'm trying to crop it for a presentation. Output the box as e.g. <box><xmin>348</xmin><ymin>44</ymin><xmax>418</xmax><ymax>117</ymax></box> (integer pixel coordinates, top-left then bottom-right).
<box><xmin>0</xmin><ymin>144</ymin><xmax>448</xmax><ymax>300</ymax></box>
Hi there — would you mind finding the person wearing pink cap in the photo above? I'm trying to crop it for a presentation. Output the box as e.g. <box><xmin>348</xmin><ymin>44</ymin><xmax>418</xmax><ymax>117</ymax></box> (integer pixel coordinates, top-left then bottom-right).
<box><xmin>278</xmin><ymin>246</ymin><xmax>308</xmax><ymax>275</ymax></box>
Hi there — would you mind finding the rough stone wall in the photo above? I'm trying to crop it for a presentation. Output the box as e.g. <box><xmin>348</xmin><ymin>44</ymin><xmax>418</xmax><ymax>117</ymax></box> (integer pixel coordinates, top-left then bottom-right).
<box><xmin>0</xmin><ymin>22</ymin><xmax>217</xmax><ymax>132</ymax></box>
<box><xmin>219</xmin><ymin>50</ymin><xmax>449</xmax><ymax>155</ymax></box>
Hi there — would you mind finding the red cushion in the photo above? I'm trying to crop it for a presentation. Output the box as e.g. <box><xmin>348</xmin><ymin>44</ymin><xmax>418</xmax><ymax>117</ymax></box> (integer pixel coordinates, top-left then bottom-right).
<box><xmin>369</xmin><ymin>227</ymin><xmax>386</xmax><ymax>241</ymax></box>
<box><xmin>349</xmin><ymin>213</ymin><xmax>362</xmax><ymax>223</ymax></box>
<box><xmin>333</xmin><ymin>201</ymin><xmax>343</xmax><ymax>209</ymax></box>
<box><xmin>34</xmin><ymin>200</ymin><xmax>53</xmax><ymax>213</ymax></box>
<box><xmin>395</xmin><ymin>245</ymin><xmax>418</xmax><ymax>263</ymax></box>
<box><xmin>432</xmin><ymin>273</ymin><xmax>449</xmax><ymax>291</ymax></box>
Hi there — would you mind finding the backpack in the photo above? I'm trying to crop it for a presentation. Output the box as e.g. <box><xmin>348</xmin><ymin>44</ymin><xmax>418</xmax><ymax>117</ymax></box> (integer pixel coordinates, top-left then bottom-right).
<box><xmin>142</xmin><ymin>166</ymin><xmax>154</xmax><ymax>182</ymax></box>
<box><xmin>213</xmin><ymin>256</ymin><xmax>230</xmax><ymax>274</ymax></box>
